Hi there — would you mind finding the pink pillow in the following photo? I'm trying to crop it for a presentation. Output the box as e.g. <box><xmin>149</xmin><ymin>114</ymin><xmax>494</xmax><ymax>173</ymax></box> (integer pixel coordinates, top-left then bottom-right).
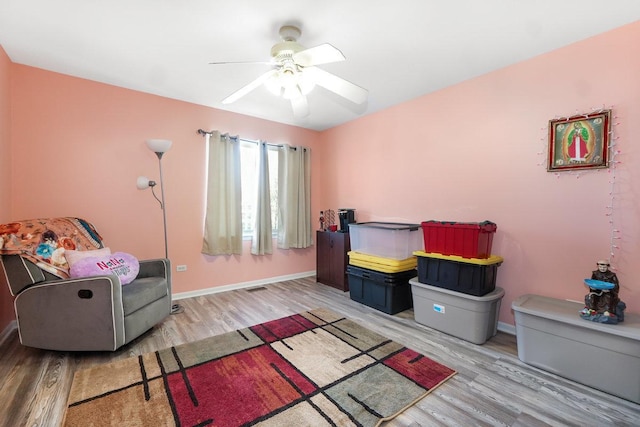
<box><xmin>65</xmin><ymin>247</ymin><xmax>111</xmax><ymax>267</ymax></box>
<box><xmin>69</xmin><ymin>252</ymin><xmax>140</xmax><ymax>285</ymax></box>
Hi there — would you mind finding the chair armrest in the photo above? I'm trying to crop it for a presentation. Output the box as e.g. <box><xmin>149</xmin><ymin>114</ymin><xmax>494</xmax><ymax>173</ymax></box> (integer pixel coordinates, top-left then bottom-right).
<box><xmin>137</xmin><ymin>258</ymin><xmax>171</xmax><ymax>298</ymax></box>
<box><xmin>138</xmin><ymin>258</ymin><xmax>171</xmax><ymax>279</ymax></box>
<box><xmin>14</xmin><ymin>276</ymin><xmax>126</xmax><ymax>351</ymax></box>
<box><xmin>0</xmin><ymin>254</ymin><xmax>46</xmax><ymax>296</ymax></box>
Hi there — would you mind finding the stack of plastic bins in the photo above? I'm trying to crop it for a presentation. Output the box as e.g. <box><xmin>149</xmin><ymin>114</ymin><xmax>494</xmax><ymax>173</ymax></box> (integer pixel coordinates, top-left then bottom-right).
<box><xmin>411</xmin><ymin>220</ymin><xmax>504</xmax><ymax>344</ymax></box>
<box><xmin>347</xmin><ymin>251</ymin><xmax>417</xmax><ymax>314</ymax></box>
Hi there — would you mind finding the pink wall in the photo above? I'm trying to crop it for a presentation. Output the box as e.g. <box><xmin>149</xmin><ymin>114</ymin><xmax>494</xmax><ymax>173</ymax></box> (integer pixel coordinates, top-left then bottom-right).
<box><xmin>8</xmin><ymin>65</ymin><xmax>321</xmax><ymax>300</ymax></box>
<box><xmin>322</xmin><ymin>22</ymin><xmax>640</xmax><ymax>324</ymax></box>
<box><xmin>0</xmin><ymin>46</ymin><xmax>15</xmax><ymax>329</ymax></box>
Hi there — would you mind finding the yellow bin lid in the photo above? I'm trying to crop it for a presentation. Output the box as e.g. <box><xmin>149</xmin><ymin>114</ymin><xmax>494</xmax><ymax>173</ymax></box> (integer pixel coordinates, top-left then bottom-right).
<box><xmin>413</xmin><ymin>250</ymin><xmax>503</xmax><ymax>266</ymax></box>
<box><xmin>348</xmin><ymin>258</ymin><xmax>417</xmax><ymax>274</ymax></box>
<box><xmin>348</xmin><ymin>251</ymin><xmax>416</xmax><ymax>267</ymax></box>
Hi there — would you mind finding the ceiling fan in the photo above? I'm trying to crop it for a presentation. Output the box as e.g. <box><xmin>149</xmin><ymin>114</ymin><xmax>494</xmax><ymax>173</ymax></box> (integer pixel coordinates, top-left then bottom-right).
<box><xmin>211</xmin><ymin>25</ymin><xmax>368</xmax><ymax>118</ymax></box>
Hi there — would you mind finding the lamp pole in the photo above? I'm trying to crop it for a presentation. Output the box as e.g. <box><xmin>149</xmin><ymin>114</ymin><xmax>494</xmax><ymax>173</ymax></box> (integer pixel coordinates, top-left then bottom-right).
<box><xmin>155</xmin><ymin>151</ymin><xmax>169</xmax><ymax>259</ymax></box>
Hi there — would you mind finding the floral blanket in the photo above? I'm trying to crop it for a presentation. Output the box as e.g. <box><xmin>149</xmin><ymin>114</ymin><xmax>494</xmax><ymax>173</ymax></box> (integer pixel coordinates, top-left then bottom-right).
<box><xmin>0</xmin><ymin>218</ymin><xmax>103</xmax><ymax>279</ymax></box>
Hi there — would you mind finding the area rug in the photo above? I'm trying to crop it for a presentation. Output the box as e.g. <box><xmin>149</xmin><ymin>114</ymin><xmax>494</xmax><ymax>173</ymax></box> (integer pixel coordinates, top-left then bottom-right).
<box><xmin>63</xmin><ymin>308</ymin><xmax>455</xmax><ymax>427</ymax></box>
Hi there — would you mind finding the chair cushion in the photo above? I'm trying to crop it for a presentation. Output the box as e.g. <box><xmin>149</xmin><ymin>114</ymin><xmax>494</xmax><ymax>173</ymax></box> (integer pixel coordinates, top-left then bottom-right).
<box><xmin>121</xmin><ymin>277</ymin><xmax>169</xmax><ymax>316</ymax></box>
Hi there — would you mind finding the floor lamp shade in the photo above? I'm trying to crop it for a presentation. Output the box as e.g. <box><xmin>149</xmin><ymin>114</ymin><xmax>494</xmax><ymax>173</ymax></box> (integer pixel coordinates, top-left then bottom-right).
<box><xmin>136</xmin><ymin>176</ymin><xmax>156</xmax><ymax>190</ymax></box>
<box><xmin>146</xmin><ymin>139</ymin><xmax>172</xmax><ymax>154</ymax></box>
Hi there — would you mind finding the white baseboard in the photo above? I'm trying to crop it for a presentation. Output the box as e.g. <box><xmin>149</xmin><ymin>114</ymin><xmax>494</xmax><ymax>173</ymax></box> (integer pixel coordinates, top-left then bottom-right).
<box><xmin>0</xmin><ymin>320</ymin><xmax>17</xmax><ymax>348</ymax></box>
<box><xmin>172</xmin><ymin>270</ymin><xmax>316</xmax><ymax>301</ymax></box>
<box><xmin>497</xmin><ymin>321</ymin><xmax>516</xmax><ymax>335</ymax></box>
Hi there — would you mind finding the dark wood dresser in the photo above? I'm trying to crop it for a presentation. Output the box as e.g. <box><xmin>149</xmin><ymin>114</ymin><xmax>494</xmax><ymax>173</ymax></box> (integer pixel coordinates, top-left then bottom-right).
<box><xmin>316</xmin><ymin>230</ymin><xmax>350</xmax><ymax>291</ymax></box>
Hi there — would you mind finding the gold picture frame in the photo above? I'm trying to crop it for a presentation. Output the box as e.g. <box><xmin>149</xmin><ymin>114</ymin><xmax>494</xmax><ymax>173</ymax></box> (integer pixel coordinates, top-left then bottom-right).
<box><xmin>547</xmin><ymin>110</ymin><xmax>611</xmax><ymax>172</ymax></box>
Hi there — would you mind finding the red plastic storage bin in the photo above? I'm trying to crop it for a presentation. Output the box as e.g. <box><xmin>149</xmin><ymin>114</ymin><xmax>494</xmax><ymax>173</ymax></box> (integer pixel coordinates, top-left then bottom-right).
<box><xmin>421</xmin><ymin>220</ymin><xmax>497</xmax><ymax>259</ymax></box>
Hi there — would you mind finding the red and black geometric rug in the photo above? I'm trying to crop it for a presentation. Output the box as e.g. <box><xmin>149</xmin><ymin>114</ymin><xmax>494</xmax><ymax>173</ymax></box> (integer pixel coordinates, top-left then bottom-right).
<box><xmin>64</xmin><ymin>308</ymin><xmax>456</xmax><ymax>426</ymax></box>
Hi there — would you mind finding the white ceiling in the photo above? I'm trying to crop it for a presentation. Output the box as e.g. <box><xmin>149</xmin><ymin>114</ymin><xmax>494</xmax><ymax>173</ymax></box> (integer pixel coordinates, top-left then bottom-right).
<box><xmin>1</xmin><ymin>1</ymin><xmax>640</xmax><ymax>131</ymax></box>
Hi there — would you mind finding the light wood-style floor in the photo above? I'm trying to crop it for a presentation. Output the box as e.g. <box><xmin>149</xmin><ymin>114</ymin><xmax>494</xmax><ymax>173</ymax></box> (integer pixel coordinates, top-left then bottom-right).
<box><xmin>1</xmin><ymin>277</ymin><xmax>638</xmax><ymax>427</ymax></box>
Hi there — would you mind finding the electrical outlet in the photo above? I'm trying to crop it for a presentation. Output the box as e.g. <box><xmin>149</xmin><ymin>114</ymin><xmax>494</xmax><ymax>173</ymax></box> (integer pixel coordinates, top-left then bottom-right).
<box><xmin>176</xmin><ymin>265</ymin><xmax>187</xmax><ymax>272</ymax></box>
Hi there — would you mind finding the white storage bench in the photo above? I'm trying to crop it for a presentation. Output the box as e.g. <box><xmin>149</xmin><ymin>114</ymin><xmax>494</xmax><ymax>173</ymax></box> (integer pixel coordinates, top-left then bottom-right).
<box><xmin>512</xmin><ymin>294</ymin><xmax>640</xmax><ymax>404</ymax></box>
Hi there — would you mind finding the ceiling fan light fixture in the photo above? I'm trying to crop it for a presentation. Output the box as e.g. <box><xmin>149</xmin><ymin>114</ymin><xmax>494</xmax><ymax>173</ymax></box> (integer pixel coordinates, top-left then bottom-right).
<box><xmin>282</xmin><ymin>76</ymin><xmax>303</xmax><ymax>99</ymax></box>
<box><xmin>264</xmin><ymin>73</ymin><xmax>283</xmax><ymax>96</ymax></box>
<box><xmin>297</xmin><ymin>73</ymin><xmax>315</xmax><ymax>95</ymax></box>
<box><xmin>264</xmin><ymin>67</ymin><xmax>314</xmax><ymax>100</ymax></box>
<box><xmin>282</xmin><ymin>84</ymin><xmax>302</xmax><ymax>100</ymax></box>
<box><xmin>280</xmin><ymin>69</ymin><xmax>297</xmax><ymax>89</ymax></box>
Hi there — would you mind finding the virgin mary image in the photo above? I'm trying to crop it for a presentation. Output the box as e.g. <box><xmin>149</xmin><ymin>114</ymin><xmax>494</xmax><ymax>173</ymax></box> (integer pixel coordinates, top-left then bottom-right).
<box><xmin>563</xmin><ymin>121</ymin><xmax>595</xmax><ymax>162</ymax></box>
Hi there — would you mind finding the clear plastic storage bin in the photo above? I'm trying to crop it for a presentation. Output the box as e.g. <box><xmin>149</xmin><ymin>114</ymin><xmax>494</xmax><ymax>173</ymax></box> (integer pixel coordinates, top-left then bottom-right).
<box><xmin>348</xmin><ymin>222</ymin><xmax>422</xmax><ymax>260</ymax></box>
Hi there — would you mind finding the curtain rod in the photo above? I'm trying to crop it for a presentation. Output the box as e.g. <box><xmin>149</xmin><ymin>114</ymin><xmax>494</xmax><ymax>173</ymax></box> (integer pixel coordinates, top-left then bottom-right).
<box><xmin>197</xmin><ymin>129</ymin><xmax>302</xmax><ymax>150</ymax></box>
<box><xmin>197</xmin><ymin>129</ymin><xmax>256</xmax><ymax>144</ymax></box>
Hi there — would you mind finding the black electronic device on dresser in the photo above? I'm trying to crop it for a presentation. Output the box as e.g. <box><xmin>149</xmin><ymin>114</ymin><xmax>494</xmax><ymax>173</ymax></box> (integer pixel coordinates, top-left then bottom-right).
<box><xmin>316</xmin><ymin>230</ymin><xmax>350</xmax><ymax>291</ymax></box>
<box><xmin>338</xmin><ymin>208</ymin><xmax>356</xmax><ymax>232</ymax></box>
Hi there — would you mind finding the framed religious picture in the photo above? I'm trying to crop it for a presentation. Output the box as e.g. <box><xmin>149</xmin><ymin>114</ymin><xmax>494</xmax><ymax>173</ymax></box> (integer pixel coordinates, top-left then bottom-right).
<box><xmin>547</xmin><ymin>110</ymin><xmax>611</xmax><ymax>172</ymax></box>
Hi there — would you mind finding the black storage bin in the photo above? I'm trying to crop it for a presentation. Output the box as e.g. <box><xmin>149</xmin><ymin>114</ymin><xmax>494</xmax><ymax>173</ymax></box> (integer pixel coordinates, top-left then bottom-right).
<box><xmin>347</xmin><ymin>265</ymin><xmax>415</xmax><ymax>314</ymax></box>
<box><xmin>416</xmin><ymin>254</ymin><xmax>502</xmax><ymax>296</ymax></box>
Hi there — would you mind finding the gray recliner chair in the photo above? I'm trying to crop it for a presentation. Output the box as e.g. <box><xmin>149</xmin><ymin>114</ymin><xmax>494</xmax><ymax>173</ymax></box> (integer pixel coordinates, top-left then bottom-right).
<box><xmin>0</xmin><ymin>254</ymin><xmax>172</xmax><ymax>351</ymax></box>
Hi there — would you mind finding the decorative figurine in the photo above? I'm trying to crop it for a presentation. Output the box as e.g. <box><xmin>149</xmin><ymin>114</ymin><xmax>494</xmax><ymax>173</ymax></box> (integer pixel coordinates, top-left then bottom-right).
<box><xmin>325</xmin><ymin>209</ymin><xmax>336</xmax><ymax>229</ymax></box>
<box><xmin>580</xmin><ymin>260</ymin><xmax>626</xmax><ymax>324</ymax></box>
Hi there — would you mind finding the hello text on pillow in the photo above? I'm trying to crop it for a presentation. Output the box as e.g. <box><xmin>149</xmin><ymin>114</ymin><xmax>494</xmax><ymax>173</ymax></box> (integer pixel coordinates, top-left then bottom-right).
<box><xmin>69</xmin><ymin>252</ymin><xmax>140</xmax><ymax>285</ymax></box>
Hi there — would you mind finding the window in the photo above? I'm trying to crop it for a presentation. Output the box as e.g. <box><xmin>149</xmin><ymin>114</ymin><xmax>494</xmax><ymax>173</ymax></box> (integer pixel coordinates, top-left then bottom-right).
<box><xmin>239</xmin><ymin>142</ymin><xmax>279</xmax><ymax>237</ymax></box>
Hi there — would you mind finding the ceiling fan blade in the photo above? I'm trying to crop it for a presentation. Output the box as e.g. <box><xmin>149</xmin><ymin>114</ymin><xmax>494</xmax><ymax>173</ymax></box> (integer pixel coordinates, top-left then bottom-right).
<box><xmin>293</xmin><ymin>43</ymin><xmax>345</xmax><ymax>67</ymax></box>
<box><xmin>222</xmin><ymin>69</ymin><xmax>277</xmax><ymax>104</ymax></box>
<box><xmin>305</xmin><ymin>67</ymin><xmax>368</xmax><ymax>105</ymax></box>
<box><xmin>291</xmin><ymin>95</ymin><xmax>310</xmax><ymax>118</ymax></box>
<box><xmin>209</xmin><ymin>60</ymin><xmax>273</xmax><ymax>65</ymax></box>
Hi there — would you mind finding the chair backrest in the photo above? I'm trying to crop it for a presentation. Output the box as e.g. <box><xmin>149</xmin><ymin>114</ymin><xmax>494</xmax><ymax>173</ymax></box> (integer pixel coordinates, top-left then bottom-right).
<box><xmin>1</xmin><ymin>217</ymin><xmax>105</xmax><ymax>294</ymax></box>
<box><xmin>0</xmin><ymin>254</ymin><xmax>47</xmax><ymax>296</ymax></box>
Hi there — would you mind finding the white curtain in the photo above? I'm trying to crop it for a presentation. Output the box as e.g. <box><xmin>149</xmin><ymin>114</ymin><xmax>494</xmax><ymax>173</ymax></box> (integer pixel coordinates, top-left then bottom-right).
<box><xmin>277</xmin><ymin>144</ymin><xmax>312</xmax><ymax>249</ymax></box>
<box><xmin>202</xmin><ymin>131</ymin><xmax>243</xmax><ymax>255</ymax></box>
<box><xmin>251</xmin><ymin>141</ymin><xmax>273</xmax><ymax>255</ymax></box>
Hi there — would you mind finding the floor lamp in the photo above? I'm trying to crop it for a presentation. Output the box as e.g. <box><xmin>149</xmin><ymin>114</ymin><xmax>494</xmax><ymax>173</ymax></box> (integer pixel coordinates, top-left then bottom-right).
<box><xmin>137</xmin><ymin>139</ymin><xmax>182</xmax><ymax>314</ymax></box>
<box><xmin>137</xmin><ymin>139</ymin><xmax>171</xmax><ymax>258</ymax></box>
